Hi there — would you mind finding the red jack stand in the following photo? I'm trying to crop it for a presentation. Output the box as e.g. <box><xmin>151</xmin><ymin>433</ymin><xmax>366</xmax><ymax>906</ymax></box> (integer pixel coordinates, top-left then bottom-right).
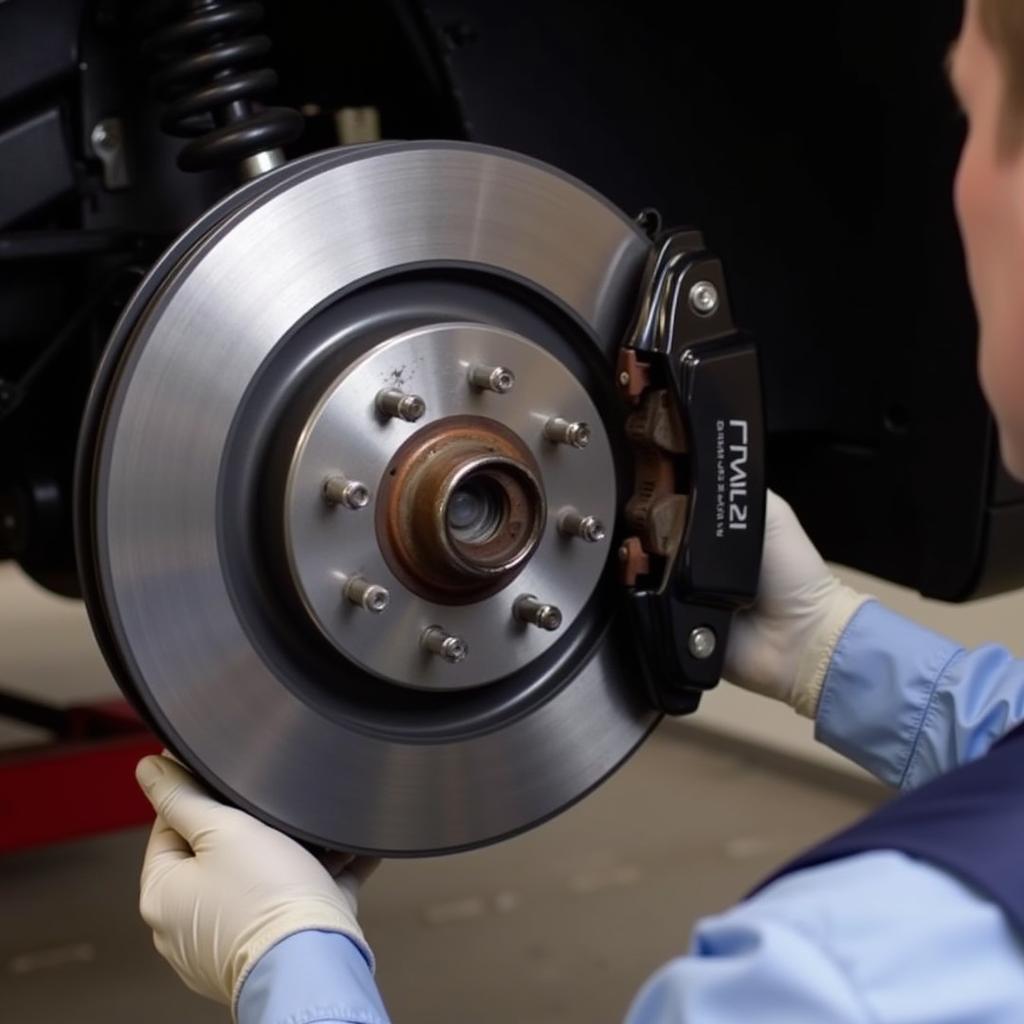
<box><xmin>0</xmin><ymin>692</ymin><xmax>159</xmax><ymax>853</ymax></box>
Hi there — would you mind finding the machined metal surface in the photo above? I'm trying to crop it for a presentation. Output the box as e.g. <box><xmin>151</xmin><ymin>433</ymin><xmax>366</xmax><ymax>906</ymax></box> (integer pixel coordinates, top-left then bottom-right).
<box><xmin>241</xmin><ymin>148</ymin><xmax>287</xmax><ymax>180</ymax></box>
<box><xmin>85</xmin><ymin>141</ymin><xmax>657</xmax><ymax>854</ymax></box>
<box><xmin>283</xmin><ymin>324</ymin><xmax>613</xmax><ymax>690</ymax></box>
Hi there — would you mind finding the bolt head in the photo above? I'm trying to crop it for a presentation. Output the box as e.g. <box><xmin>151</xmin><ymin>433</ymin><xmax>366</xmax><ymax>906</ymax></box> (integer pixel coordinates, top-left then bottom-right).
<box><xmin>579</xmin><ymin>515</ymin><xmax>606</xmax><ymax>543</ymax></box>
<box><xmin>92</xmin><ymin>121</ymin><xmax>120</xmax><ymax>151</ymax></box>
<box><xmin>537</xmin><ymin>605</ymin><xmax>563</xmax><ymax>631</ymax></box>
<box><xmin>492</xmin><ymin>368</ymin><xmax>515</xmax><ymax>394</ymax></box>
<box><xmin>689</xmin><ymin>281</ymin><xmax>720</xmax><ymax>317</ymax></box>
<box><xmin>688</xmin><ymin>626</ymin><xmax>717</xmax><ymax>660</ymax></box>
<box><xmin>568</xmin><ymin>422</ymin><xmax>591</xmax><ymax>449</ymax></box>
<box><xmin>364</xmin><ymin>586</ymin><xmax>390</xmax><ymax>613</ymax></box>
<box><xmin>441</xmin><ymin>636</ymin><xmax>468</xmax><ymax>663</ymax></box>
<box><xmin>514</xmin><ymin>595</ymin><xmax>563</xmax><ymax>631</ymax></box>
<box><xmin>399</xmin><ymin>394</ymin><xmax>426</xmax><ymax>422</ymax></box>
<box><xmin>469</xmin><ymin>365</ymin><xmax>516</xmax><ymax>394</ymax></box>
<box><xmin>343</xmin><ymin>482</ymin><xmax>371</xmax><ymax>510</ymax></box>
<box><xmin>324</xmin><ymin>476</ymin><xmax>371</xmax><ymax>509</ymax></box>
<box><xmin>618</xmin><ymin>371</ymin><xmax>631</xmax><ymax>387</ymax></box>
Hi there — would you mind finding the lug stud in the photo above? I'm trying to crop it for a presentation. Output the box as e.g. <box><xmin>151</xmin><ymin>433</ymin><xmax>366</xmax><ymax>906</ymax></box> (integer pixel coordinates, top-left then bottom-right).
<box><xmin>421</xmin><ymin>625</ymin><xmax>468</xmax><ymax>663</ymax></box>
<box><xmin>323</xmin><ymin>475</ymin><xmax>370</xmax><ymax>510</ymax></box>
<box><xmin>544</xmin><ymin>417</ymin><xmax>591</xmax><ymax>449</ymax></box>
<box><xmin>558</xmin><ymin>509</ymin><xmax>606</xmax><ymax>543</ymax></box>
<box><xmin>468</xmin><ymin>364</ymin><xmax>515</xmax><ymax>394</ymax></box>
<box><xmin>513</xmin><ymin>594</ymin><xmax>563</xmax><ymax>631</ymax></box>
<box><xmin>343</xmin><ymin>577</ymin><xmax>390</xmax><ymax>613</ymax></box>
<box><xmin>376</xmin><ymin>387</ymin><xmax>426</xmax><ymax>422</ymax></box>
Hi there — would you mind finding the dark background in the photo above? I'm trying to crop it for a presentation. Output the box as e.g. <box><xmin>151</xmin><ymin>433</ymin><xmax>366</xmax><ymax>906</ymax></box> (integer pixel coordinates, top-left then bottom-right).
<box><xmin>2</xmin><ymin>0</ymin><xmax>1019</xmax><ymax>601</ymax></box>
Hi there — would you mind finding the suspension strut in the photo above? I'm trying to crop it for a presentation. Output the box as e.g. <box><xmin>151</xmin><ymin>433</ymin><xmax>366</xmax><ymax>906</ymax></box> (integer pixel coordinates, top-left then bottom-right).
<box><xmin>141</xmin><ymin>0</ymin><xmax>304</xmax><ymax>176</ymax></box>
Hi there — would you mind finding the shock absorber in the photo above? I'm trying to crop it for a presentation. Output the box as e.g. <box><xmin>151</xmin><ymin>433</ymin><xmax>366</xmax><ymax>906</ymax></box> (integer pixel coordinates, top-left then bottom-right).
<box><xmin>141</xmin><ymin>0</ymin><xmax>304</xmax><ymax>177</ymax></box>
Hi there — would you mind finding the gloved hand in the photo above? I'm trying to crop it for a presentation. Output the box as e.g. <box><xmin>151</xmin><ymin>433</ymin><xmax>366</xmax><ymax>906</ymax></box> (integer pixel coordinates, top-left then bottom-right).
<box><xmin>723</xmin><ymin>491</ymin><xmax>872</xmax><ymax>717</ymax></box>
<box><xmin>135</xmin><ymin>754</ymin><xmax>376</xmax><ymax>1015</ymax></box>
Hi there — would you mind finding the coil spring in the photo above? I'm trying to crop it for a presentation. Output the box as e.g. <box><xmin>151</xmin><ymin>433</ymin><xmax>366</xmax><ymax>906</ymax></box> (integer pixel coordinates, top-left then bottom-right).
<box><xmin>142</xmin><ymin>1</ymin><xmax>304</xmax><ymax>172</ymax></box>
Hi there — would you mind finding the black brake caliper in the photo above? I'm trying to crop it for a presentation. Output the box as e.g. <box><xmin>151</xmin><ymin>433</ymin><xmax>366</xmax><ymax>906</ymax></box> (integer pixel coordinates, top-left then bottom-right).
<box><xmin>617</xmin><ymin>229</ymin><xmax>766</xmax><ymax>715</ymax></box>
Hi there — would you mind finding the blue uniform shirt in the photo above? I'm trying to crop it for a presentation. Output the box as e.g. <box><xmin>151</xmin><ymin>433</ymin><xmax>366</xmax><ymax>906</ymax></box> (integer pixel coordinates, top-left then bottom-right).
<box><xmin>238</xmin><ymin>602</ymin><xmax>1024</xmax><ymax>1024</ymax></box>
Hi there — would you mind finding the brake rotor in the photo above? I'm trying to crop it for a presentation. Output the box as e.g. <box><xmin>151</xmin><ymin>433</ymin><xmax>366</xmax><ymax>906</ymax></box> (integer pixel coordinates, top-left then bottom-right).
<box><xmin>76</xmin><ymin>141</ymin><xmax>660</xmax><ymax>855</ymax></box>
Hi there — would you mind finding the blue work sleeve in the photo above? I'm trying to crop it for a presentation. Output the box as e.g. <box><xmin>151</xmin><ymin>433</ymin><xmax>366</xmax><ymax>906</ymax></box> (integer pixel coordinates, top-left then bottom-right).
<box><xmin>237</xmin><ymin>930</ymin><xmax>390</xmax><ymax>1024</ymax></box>
<box><xmin>627</xmin><ymin>850</ymin><xmax>1024</xmax><ymax>1024</ymax></box>
<box><xmin>235</xmin><ymin>857</ymin><xmax>1024</xmax><ymax>1024</ymax></box>
<box><xmin>815</xmin><ymin>601</ymin><xmax>1024</xmax><ymax>789</ymax></box>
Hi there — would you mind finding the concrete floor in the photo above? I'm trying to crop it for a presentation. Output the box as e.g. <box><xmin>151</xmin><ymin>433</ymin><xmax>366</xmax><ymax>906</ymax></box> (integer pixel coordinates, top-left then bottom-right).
<box><xmin>0</xmin><ymin>732</ymin><xmax>875</xmax><ymax>1023</ymax></box>
<box><xmin>0</xmin><ymin>565</ymin><xmax>877</xmax><ymax>1022</ymax></box>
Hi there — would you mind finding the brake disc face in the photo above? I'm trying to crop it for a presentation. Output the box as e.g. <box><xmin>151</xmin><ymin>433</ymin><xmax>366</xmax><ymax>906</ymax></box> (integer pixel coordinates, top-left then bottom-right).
<box><xmin>78</xmin><ymin>142</ymin><xmax>659</xmax><ymax>855</ymax></box>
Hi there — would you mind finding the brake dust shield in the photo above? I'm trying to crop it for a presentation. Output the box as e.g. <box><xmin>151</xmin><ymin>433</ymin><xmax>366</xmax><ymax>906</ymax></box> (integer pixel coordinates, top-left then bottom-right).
<box><xmin>76</xmin><ymin>142</ymin><xmax>660</xmax><ymax>855</ymax></box>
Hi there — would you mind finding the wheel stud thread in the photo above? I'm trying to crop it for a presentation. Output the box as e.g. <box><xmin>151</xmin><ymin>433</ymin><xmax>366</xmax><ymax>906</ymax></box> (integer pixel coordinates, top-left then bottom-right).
<box><xmin>544</xmin><ymin>416</ymin><xmax>591</xmax><ymax>449</ymax></box>
<box><xmin>468</xmin><ymin>364</ymin><xmax>515</xmax><ymax>394</ymax></box>
<box><xmin>421</xmin><ymin>625</ymin><xmax>468</xmax><ymax>663</ymax></box>
<box><xmin>558</xmin><ymin>509</ymin><xmax>606</xmax><ymax>543</ymax></box>
<box><xmin>513</xmin><ymin>594</ymin><xmax>563</xmax><ymax>631</ymax></box>
<box><xmin>343</xmin><ymin>577</ymin><xmax>390</xmax><ymax>613</ymax></box>
<box><xmin>323</xmin><ymin>475</ymin><xmax>370</xmax><ymax>510</ymax></box>
<box><xmin>376</xmin><ymin>387</ymin><xmax>426</xmax><ymax>422</ymax></box>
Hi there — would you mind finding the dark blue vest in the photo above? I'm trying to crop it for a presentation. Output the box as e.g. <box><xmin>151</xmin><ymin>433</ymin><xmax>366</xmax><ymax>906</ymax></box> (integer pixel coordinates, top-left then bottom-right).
<box><xmin>754</xmin><ymin>723</ymin><xmax>1024</xmax><ymax>937</ymax></box>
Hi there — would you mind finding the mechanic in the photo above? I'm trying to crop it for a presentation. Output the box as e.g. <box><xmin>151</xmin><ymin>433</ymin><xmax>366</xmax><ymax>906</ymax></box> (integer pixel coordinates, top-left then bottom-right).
<box><xmin>130</xmin><ymin>1</ymin><xmax>1024</xmax><ymax>1020</ymax></box>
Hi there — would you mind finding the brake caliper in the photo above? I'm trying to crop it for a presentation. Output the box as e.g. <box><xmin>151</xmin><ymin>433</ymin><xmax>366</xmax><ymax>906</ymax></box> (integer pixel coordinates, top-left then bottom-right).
<box><xmin>618</xmin><ymin>229</ymin><xmax>766</xmax><ymax>714</ymax></box>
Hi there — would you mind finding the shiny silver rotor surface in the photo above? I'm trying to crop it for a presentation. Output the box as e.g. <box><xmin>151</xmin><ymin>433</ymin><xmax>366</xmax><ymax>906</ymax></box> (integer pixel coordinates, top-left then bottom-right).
<box><xmin>90</xmin><ymin>141</ymin><xmax>658</xmax><ymax>854</ymax></box>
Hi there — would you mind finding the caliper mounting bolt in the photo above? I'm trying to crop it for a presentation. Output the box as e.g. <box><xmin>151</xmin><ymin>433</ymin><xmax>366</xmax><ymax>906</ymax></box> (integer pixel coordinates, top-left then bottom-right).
<box><xmin>688</xmin><ymin>281</ymin><xmax>720</xmax><ymax>317</ymax></box>
<box><xmin>687</xmin><ymin>626</ymin><xmax>717</xmax><ymax>660</ymax></box>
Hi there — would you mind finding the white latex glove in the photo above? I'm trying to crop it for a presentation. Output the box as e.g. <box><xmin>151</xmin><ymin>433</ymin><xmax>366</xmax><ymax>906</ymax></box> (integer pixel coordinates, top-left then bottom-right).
<box><xmin>135</xmin><ymin>754</ymin><xmax>375</xmax><ymax>1016</ymax></box>
<box><xmin>723</xmin><ymin>491</ymin><xmax>872</xmax><ymax>717</ymax></box>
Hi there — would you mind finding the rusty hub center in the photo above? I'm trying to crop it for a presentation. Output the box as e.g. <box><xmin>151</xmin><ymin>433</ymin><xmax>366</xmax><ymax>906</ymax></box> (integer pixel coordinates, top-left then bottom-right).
<box><xmin>376</xmin><ymin>416</ymin><xmax>546</xmax><ymax>604</ymax></box>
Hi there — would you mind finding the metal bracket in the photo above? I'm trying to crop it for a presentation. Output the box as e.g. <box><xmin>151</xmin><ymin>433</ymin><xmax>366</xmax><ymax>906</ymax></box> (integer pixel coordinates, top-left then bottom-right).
<box><xmin>618</xmin><ymin>229</ymin><xmax>767</xmax><ymax>714</ymax></box>
<box><xmin>90</xmin><ymin>118</ymin><xmax>130</xmax><ymax>191</ymax></box>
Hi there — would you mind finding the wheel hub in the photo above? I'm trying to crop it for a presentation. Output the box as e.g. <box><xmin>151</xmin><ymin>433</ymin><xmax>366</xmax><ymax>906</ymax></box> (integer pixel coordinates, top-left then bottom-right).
<box><xmin>279</xmin><ymin>322</ymin><xmax>614</xmax><ymax>690</ymax></box>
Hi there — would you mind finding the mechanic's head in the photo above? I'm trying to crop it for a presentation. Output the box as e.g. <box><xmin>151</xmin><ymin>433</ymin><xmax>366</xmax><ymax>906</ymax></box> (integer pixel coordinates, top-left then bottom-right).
<box><xmin>952</xmin><ymin>0</ymin><xmax>1024</xmax><ymax>478</ymax></box>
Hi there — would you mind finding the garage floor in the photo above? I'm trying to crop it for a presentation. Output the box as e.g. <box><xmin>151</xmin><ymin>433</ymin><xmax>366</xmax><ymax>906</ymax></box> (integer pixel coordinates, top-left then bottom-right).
<box><xmin>0</xmin><ymin>566</ymin><xmax>878</xmax><ymax>1023</ymax></box>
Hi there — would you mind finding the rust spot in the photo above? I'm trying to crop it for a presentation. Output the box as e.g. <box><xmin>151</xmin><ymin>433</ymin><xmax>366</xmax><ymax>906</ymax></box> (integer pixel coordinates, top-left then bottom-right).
<box><xmin>616</xmin><ymin>349</ymin><xmax>652</xmax><ymax>404</ymax></box>
<box><xmin>375</xmin><ymin>416</ymin><xmax>546</xmax><ymax>605</ymax></box>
